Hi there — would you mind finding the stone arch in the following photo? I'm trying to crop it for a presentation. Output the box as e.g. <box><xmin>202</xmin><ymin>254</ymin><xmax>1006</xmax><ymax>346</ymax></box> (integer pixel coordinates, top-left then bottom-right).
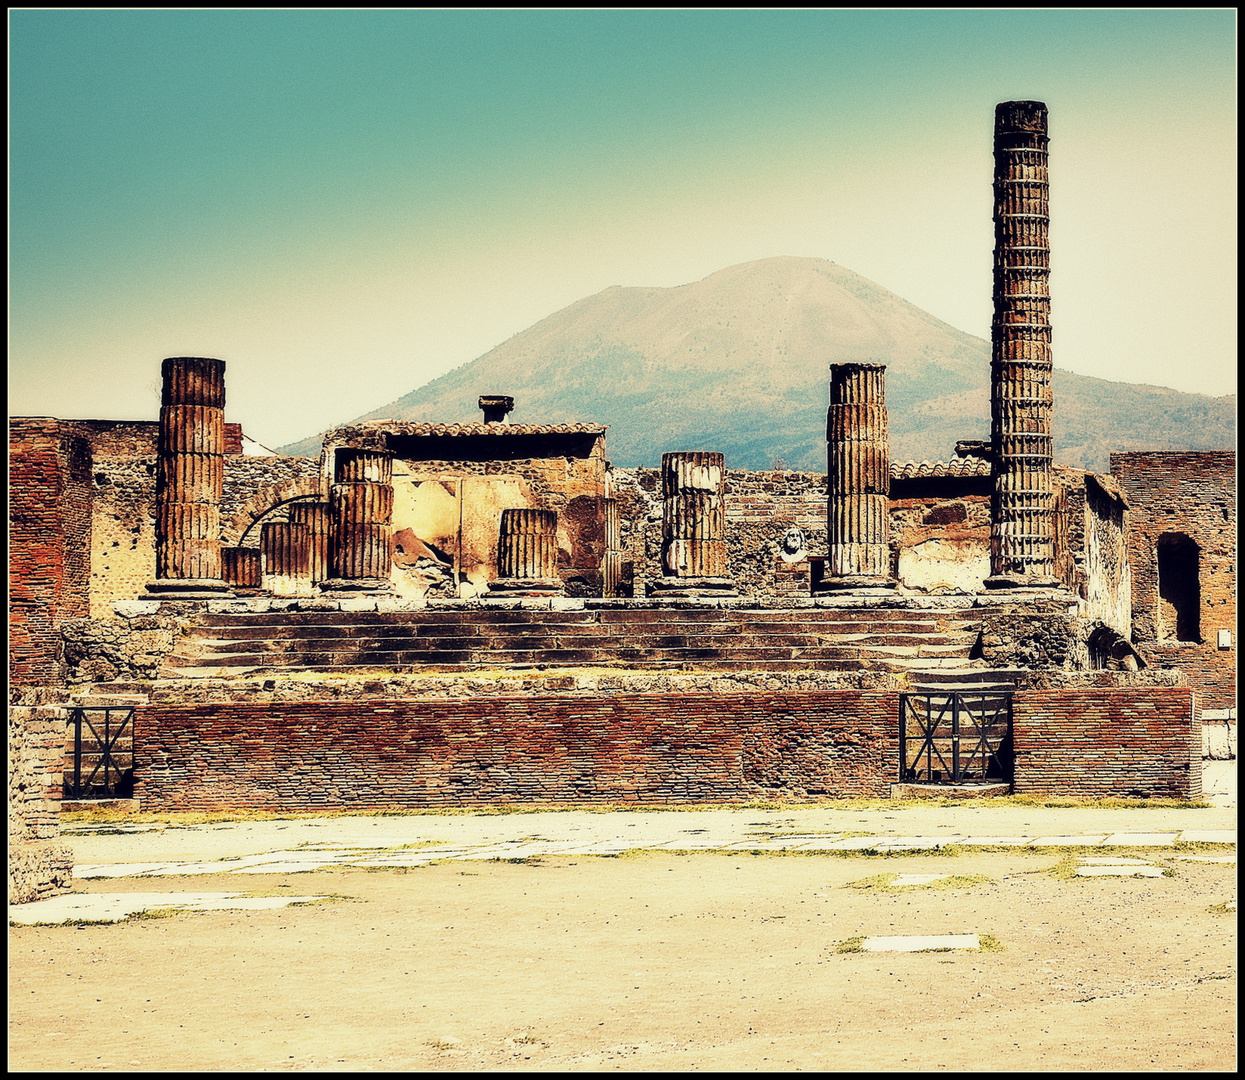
<box><xmin>224</xmin><ymin>478</ymin><xmax>325</xmax><ymax>546</ymax></box>
<box><xmin>1156</xmin><ymin>532</ymin><xmax>1201</xmax><ymax>643</ymax></box>
<box><xmin>1086</xmin><ymin>623</ymin><xmax>1143</xmax><ymax>671</ymax></box>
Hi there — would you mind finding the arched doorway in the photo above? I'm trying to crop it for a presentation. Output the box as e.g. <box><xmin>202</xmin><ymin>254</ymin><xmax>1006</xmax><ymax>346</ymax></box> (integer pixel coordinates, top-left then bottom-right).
<box><xmin>1156</xmin><ymin>532</ymin><xmax>1200</xmax><ymax>643</ymax></box>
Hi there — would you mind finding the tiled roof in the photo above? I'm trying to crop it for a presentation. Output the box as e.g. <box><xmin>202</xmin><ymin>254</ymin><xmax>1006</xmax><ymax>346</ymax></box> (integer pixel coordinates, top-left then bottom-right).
<box><xmin>890</xmin><ymin>458</ymin><xmax>991</xmax><ymax>479</ymax></box>
<box><xmin>329</xmin><ymin>420</ymin><xmax>607</xmax><ymax>439</ymax></box>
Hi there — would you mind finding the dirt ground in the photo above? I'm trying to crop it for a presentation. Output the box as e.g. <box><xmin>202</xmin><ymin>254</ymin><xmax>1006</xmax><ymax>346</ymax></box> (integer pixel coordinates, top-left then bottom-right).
<box><xmin>8</xmin><ymin>845</ymin><xmax>1236</xmax><ymax>1072</ymax></box>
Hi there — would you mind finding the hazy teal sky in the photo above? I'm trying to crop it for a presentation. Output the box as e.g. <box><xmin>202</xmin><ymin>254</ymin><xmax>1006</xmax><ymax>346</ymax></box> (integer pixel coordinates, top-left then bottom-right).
<box><xmin>10</xmin><ymin>9</ymin><xmax>1237</xmax><ymax>448</ymax></box>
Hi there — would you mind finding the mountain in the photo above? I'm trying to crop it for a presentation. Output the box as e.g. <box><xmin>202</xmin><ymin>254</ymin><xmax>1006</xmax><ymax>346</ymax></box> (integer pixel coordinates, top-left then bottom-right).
<box><xmin>279</xmin><ymin>257</ymin><xmax>1235</xmax><ymax>472</ymax></box>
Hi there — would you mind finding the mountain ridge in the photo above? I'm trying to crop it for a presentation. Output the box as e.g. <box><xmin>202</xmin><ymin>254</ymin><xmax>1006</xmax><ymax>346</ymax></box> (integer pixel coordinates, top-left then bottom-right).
<box><xmin>278</xmin><ymin>256</ymin><xmax>1235</xmax><ymax>472</ymax></box>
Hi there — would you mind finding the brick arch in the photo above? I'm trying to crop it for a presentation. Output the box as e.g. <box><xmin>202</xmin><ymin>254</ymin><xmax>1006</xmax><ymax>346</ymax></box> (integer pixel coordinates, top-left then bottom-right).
<box><xmin>225</xmin><ymin>478</ymin><xmax>325</xmax><ymax>546</ymax></box>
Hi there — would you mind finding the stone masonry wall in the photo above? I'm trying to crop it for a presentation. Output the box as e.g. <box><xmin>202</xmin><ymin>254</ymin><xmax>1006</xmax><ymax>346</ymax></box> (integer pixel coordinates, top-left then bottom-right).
<box><xmin>9</xmin><ymin>419</ymin><xmax>94</xmax><ymax>686</ymax></box>
<box><xmin>1110</xmin><ymin>451</ymin><xmax>1236</xmax><ymax>711</ymax></box>
<box><xmin>1012</xmin><ymin>687</ymin><xmax>1199</xmax><ymax>799</ymax></box>
<box><xmin>133</xmin><ymin>691</ymin><xmax>900</xmax><ymax>810</ymax></box>
<box><xmin>8</xmin><ymin>704</ymin><xmax>74</xmax><ymax>904</ymax></box>
<box><xmin>131</xmin><ymin>685</ymin><xmax>1202</xmax><ymax>810</ymax></box>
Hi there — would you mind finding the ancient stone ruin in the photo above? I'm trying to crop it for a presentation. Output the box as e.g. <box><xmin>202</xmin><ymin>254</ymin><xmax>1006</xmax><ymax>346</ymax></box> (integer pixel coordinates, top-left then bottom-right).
<box><xmin>8</xmin><ymin>101</ymin><xmax>1235</xmax><ymax>901</ymax></box>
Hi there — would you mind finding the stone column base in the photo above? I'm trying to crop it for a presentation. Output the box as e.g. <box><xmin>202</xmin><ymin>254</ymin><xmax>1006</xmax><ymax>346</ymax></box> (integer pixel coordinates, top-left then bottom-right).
<box><xmin>486</xmin><ymin>577</ymin><xmax>565</xmax><ymax>598</ymax></box>
<box><xmin>318</xmin><ymin>577</ymin><xmax>396</xmax><ymax>595</ymax></box>
<box><xmin>144</xmin><ymin>578</ymin><xmax>232</xmax><ymax>599</ymax></box>
<box><xmin>648</xmin><ymin>576</ymin><xmax>738</xmax><ymax>597</ymax></box>
<box><xmin>982</xmin><ymin>574</ymin><xmax>1062</xmax><ymax>590</ymax></box>
<box><xmin>812</xmin><ymin>575</ymin><xmax>897</xmax><ymax>596</ymax></box>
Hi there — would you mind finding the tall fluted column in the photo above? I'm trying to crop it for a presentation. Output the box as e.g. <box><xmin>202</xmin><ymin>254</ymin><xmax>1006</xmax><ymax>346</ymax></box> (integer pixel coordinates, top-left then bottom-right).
<box><xmin>146</xmin><ymin>356</ymin><xmax>231</xmax><ymax>597</ymax></box>
<box><xmin>321</xmin><ymin>449</ymin><xmax>395</xmax><ymax>593</ymax></box>
<box><xmin>816</xmin><ymin>362</ymin><xmax>896</xmax><ymax>593</ymax></box>
<box><xmin>649</xmin><ymin>451</ymin><xmax>736</xmax><ymax>596</ymax></box>
<box><xmin>487</xmin><ymin>508</ymin><xmax>564</xmax><ymax>596</ymax></box>
<box><xmin>288</xmin><ymin>502</ymin><xmax>332</xmax><ymax>585</ymax></box>
<box><xmin>986</xmin><ymin>100</ymin><xmax>1059</xmax><ymax>588</ymax></box>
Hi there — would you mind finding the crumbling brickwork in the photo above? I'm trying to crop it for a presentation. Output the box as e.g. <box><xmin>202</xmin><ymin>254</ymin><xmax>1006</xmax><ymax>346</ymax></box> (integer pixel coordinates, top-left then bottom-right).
<box><xmin>1012</xmin><ymin>688</ymin><xmax>1199</xmax><ymax>799</ymax></box>
<box><xmin>1110</xmin><ymin>451</ymin><xmax>1236</xmax><ymax>711</ymax></box>
<box><xmin>8</xmin><ymin>703</ymin><xmax>74</xmax><ymax>903</ymax></box>
<box><xmin>9</xmin><ymin>419</ymin><xmax>94</xmax><ymax>685</ymax></box>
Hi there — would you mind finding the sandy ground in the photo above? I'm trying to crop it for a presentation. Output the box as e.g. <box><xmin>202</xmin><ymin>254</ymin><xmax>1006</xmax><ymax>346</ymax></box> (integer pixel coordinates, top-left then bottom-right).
<box><xmin>8</xmin><ymin>802</ymin><xmax>1237</xmax><ymax>1072</ymax></box>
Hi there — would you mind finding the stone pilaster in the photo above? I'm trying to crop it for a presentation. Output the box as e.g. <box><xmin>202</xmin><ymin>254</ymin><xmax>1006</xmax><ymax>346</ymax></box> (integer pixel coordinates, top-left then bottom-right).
<box><xmin>146</xmin><ymin>356</ymin><xmax>231</xmax><ymax>597</ymax></box>
<box><xmin>487</xmin><ymin>508</ymin><xmax>563</xmax><ymax>596</ymax></box>
<box><xmin>321</xmin><ymin>449</ymin><xmax>394</xmax><ymax>594</ymax></box>
<box><xmin>986</xmin><ymin>100</ymin><xmax>1059</xmax><ymax>589</ymax></box>
<box><xmin>816</xmin><ymin>362</ymin><xmax>896</xmax><ymax>593</ymax></box>
<box><xmin>650</xmin><ymin>451</ymin><xmax>736</xmax><ymax>596</ymax></box>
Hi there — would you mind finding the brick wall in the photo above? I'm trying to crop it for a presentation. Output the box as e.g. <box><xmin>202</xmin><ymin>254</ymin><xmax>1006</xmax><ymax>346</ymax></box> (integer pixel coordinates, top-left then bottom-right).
<box><xmin>133</xmin><ymin>691</ymin><xmax>899</xmax><ymax>810</ymax></box>
<box><xmin>1110</xmin><ymin>451</ymin><xmax>1236</xmax><ymax>710</ymax></box>
<box><xmin>131</xmin><ymin>686</ymin><xmax>1201</xmax><ymax>810</ymax></box>
<box><xmin>1013</xmin><ymin>688</ymin><xmax>1199</xmax><ymax>799</ymax></box>
<box><xmin>9</xmin><ymin>419</ymin><xmax>94</xmax><ymax>685</ymax></box>
<box><xmin>8</xmin><ymin>705</ymin><xmax>74</xmax><ymax>904</ymax></box>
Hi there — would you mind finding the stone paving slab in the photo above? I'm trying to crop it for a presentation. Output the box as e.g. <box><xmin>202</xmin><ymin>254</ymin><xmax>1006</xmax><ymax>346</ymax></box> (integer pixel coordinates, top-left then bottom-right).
<box><xmin>1029</xmin><ymin>835</ymin><xmax>1109</xmax><ymax>847</ymax></box>
<box><xmin>1101</xmin><ymin>833</ymin><xmax>1179</xmax><ymax>846</ymax></box>
<box><xmin>1177</xmin><ymin>830</ymin><xmax>1237</xmax><ymax>844</ymax></box>
<box><xmin>1172</xmin><ymin>854</ymin><xmax>1237</xmax><ymax>864</ymax></box>
<box><xmin>860</xmin><ymin>934</ymin><xmax>980</xmax><ymax>952</ymax></box>
<box><xmin>9</xmin><ymin>892</ymin><xmax>326</xmax><ymax>925</ymax></box>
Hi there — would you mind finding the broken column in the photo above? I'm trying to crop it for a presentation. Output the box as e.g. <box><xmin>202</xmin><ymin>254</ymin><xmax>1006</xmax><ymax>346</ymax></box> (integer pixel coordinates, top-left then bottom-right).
<box><xmin>146</xmin><ymin>356</ymin><xmax>231</xmax><ymax>597</ymax></box>
<box><xmin>487</xmin><ymin>508</ymin><xmax>564</xmax><ymax>596</ymax></box>
<box><xmin>602</xmin><ymin>497</ymin><xmax>623</xmax><ymax>597</ymax></box>
<box><xmin>815</xmin><ymin>362</ymin><xmax>896</xmax><ymax>593</ymax></box>
<box><xmin>288</xmin><ymin>502</ymin><xmax>332</xmax><ymax>585</ymax></box>
<box><xmin>650</xmin><ymin>451</ymin><xmax>736</xmax><ymax>596</ymax></box>
<box><xmin>321</xmin><ymin>448</ymin><xmax>395</xmax><ymax>593</ymax></box>
<box><xmin>221</xmin><ymin>546</ymin><xmax>262</xmax><ymax>595</ymax></box>
<box><xmin>261</xmin><ymin>521</ymin><xmax>312</xmax><ymax>597</ymax></box>
<box><xmin>986</xmin><ymin>100</ymin><xmax>1059</xmax><ymax>589</ymax></box>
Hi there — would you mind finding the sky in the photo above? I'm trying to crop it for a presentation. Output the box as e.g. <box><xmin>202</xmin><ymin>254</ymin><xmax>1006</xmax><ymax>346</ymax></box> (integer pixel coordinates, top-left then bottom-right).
<box><xmin>9</xmin><ymin>9</ymin><xmax>1237</xmax><ymax>450</ymax></box>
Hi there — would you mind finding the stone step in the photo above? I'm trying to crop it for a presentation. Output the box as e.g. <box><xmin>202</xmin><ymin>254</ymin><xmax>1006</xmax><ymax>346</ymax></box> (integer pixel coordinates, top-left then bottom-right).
<box><xmin>176</xmin><ymin>630</ymin><xmax>973</xmax><ymax>659</ymax></box>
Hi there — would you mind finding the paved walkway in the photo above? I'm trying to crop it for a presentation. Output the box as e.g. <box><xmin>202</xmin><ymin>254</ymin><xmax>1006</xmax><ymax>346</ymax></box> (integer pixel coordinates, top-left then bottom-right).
<box><xmin>12</xmin><ymin>761</ymin><xmax>1235</xmax><ymax>924</ymax></box>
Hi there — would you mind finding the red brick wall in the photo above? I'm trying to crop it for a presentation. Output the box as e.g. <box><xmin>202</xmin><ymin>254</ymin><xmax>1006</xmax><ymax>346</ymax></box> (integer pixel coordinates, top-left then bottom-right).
<box><xmin>1110</xmin><ymin>451</ymin><xmax>1235</xmax><ymax>710</ymax></box>
<box><xmin>133</xmin><ymin>691</ymin><xmax>899</xmax><ymax>810</ymax></box>
<box><xmin>132</xmin><ymin>687</ymin><xmax>1201</xmax><ymax>810</ymax></box>
<box><xmin>9</xmin><ymin>420</ymin><xmax>94</xmax><ymax>686</ymax></box>
<box><xmin>1013</xmin><ymin>688</ymin><xmax>1199</xmax><ymax>799</ymax></box>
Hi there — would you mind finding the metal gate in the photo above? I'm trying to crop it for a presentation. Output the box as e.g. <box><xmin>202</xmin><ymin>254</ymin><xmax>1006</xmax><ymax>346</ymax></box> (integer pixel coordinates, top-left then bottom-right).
<box><xmin>899</xmin><ymin>692</ymin><xmax>1013</xmax><ymax>784</ymax></box>
<box><xmin>64</xmin><ymin>707</ymin><xmax>135</xmax><ymax>799</ymax></box>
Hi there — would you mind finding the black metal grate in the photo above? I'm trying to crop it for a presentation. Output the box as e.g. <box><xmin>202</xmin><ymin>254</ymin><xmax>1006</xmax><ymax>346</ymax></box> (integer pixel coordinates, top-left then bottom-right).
<box><xmin>899</xmin><ymin>692</ymin><xmax>1013</xmax><ymax>785</ymax></box>
<box><xmin>64</xmin><ymin>707</ymin><xmax>135</xmax><ymax>799</ymax></box>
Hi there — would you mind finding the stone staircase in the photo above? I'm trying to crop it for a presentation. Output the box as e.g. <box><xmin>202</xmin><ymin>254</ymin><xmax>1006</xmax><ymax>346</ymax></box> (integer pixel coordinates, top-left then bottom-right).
<box><xmin>159</xmin><ymin>605</ymin><xmax>988</xmax><ymax>678</ymax></box>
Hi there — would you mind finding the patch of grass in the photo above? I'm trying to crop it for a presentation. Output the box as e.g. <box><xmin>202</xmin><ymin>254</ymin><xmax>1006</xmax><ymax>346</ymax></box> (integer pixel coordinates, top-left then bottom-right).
<box><xmin>978</xmin><ymin>933</ymin><xmax>1004</xmax><ymax>952</ymax></box>
<box><xmin>1046</xmin><ymin>856</ymin><xmax>1082</xmax><ymax>880</ymax></box>
<box><xmin>1206</xmin><ymin>902</ymin><xmax>1235</xmax><ymax>915</ymax></box>
<box><xmin>834</xmin><ymin>936</ymin><xmax>866</xmax><ymax>954</ymax></box>
<box><xmin>845</xmin><ymin>873</ymin><xmax>993</xmax><ymax>892</ymax></box>
<box><xmin>131</xmin><ymin>907</ymin><xmax>182</xmax><ymax>921</ymax></box>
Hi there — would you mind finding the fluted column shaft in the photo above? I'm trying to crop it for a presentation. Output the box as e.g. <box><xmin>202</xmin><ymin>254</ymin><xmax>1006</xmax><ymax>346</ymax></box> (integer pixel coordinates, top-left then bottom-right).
<box><xmin>487</xmin><ymin>508</ymin><xmax>564</xmax><ymax>596</ymax></box>
<box><xmin>149</xmin><ymin>356</ymin><xmax>230</xmax><ymax>595</ymax></box>
<box><xmin>221</xmin><ymin>546</ymin><xmax>261</xmax><ymax>591</ymax></box>
<box><xmin>988</xmin><ymin>100</ymin><xmax>1058</xmax><ymax>588</ymax></box>
<box><xmin>262</xmin><ymin>521</ymin><xmax>312</xmax><ymax>596</ymax></box>
<box><xmin>602</xmin><ymin>498</ymin><xmax>623</xmax><ymax>597</ymax></box>
<box><xmin>323</xmin><ymin>449</ymin><xmax>395</xmax><ymax>591</ymax></box>
<box><xmin>819</xmin><ymin>363</ymin><xmax>896</xmax><ymax>591</ymax></box>
<box><xmin>288</xmin><ymin>502</ymin><xmax>332</xmax><ymax>584</ymax></box>
<box><xmin>650</xmin><ymin>452</ymin><xmax>736</xmax><ymax>595</ymax></box>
